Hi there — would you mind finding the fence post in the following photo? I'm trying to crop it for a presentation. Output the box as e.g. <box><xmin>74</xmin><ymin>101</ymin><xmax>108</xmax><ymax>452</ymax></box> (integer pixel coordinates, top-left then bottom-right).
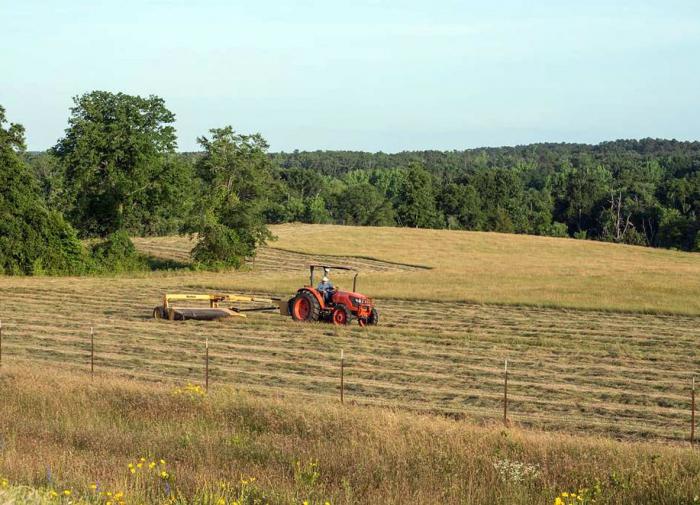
<box><xmin>0</xmin><ymin>319</ymin><xmax>3</xmax><ymax>368</ymax></box>
<box><xmin>90</xmin><ymin>326</ymin><xmax>94</xmax><ymax>379</ymax></box>
<box><xmin>692</xmin><ymin>376</ymin><xmax>696</xmax><ymax>447</ymax></box>
<box><xmin>503</xmin><ymin>358</ymin><xmax>508</xmax><ymax>426</ymax></box>
<box><xmin>340</xmin><ymin>349</ymin><xmax>344</xmax><ymax>404</ymax></box>
<box><xmin>205</xmin><ymin>339</ymin><xmax>209</xmax><ymax>392</ymax></box>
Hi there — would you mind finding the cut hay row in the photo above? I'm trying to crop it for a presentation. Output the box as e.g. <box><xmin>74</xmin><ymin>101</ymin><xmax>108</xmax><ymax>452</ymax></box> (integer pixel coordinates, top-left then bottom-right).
<box><xmin>1</xmin><ymin>272</ymin><xmax>698</xmax><ymax>442</ymax></box>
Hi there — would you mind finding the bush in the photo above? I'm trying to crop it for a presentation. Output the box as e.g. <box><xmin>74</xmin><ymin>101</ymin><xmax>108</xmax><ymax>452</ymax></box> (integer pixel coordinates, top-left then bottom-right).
<box><xmin>190</xmin><ymin>220</ymin><xmax>249</xmax><ymax>269</ymax></box>
<box><xmin>543</xmin><ymin>222</ymin><xmax>569</xmax><ymax>238</ymax></box>
<box><xmin>90</xmin><ymin>230</ymin><xmax>148</xmax><ymax>273</ymax></box>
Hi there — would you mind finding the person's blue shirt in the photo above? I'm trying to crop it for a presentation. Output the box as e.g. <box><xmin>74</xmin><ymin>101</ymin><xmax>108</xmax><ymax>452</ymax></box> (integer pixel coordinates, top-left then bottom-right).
<box><xmin>317</xmin><ymin>279</ymin><xmax>334</xmax><ymax>302</ymax></box>
<box><xmin>317</xmin><ymin>280</ymin><xmax>333</xmax><ymax>292</ymax></box>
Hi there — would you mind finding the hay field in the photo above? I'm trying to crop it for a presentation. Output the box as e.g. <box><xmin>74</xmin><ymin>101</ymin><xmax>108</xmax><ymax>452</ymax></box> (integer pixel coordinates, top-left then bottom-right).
<box><xmin>1</xmin><ymin>366</ymin><xmax>700</xmax><ymax>505</ymax></box>
<box><xmin>135</xmin><ymin>224</ymin><xmax>700</xmax><ymax>314</ymax></box>
<box><xmin>1</xmin><ymin>225</ymin><xmax>699</xmax><ymax>442</ymax></box>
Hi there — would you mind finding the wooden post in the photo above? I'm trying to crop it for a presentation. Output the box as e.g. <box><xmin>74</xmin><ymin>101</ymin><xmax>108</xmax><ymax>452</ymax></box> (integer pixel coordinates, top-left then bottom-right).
<box><xmin>0</xmin><ymin>319</ymin><xmax>3</xmax><ymax>368</ymax></box>
<box><xmin>205</xmin><ymin>339</ymin><xmax>209</xmax><ymax>392</ymax></box>
<box><xmin>692</xmin><ymin>376</ymin><xmax>696</xmax><ymax>447</ymax></box>
<box><xmin>340</xmin><ymin>349</ymin><xmax>344</xmax><ymax>404</ymax></box>
<box><xmin>90</xmin><ymin>326</ymin><xmax>94</xmax><ymax>379</ymax></box>
<box><xmin>503</xmin><ymin>359</ymin><xmax>508</xmax><ymax>426</ymax></box>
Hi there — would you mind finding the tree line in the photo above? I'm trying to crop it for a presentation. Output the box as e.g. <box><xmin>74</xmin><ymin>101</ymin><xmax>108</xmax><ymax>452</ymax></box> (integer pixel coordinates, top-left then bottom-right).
<box><xmin>265</xmin><ymin>144</ymin><xmax>699</xmax><ymax>250</ymax></box>
<box><xmin>1</xmin><ymin>91</ymin><xmax>698</xmax><ymax>275</ymax></box>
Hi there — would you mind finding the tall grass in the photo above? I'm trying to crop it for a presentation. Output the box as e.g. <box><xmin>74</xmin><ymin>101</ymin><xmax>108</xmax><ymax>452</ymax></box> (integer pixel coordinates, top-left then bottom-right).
<box><xmin>1</xmin><ymin>365</ymin><xmax>699</xmax><ymax>504</ymax></box>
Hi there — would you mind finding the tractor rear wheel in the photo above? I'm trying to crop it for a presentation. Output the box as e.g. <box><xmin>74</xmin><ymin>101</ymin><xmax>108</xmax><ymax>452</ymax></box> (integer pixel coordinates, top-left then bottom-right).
<box><xmin>153</xmin><ymin>306</ymin><xmax>166</xmax><ymax>320</ymax></box>
<box><xmin>291</xmin><ymin>291</ymin><xmax>321</xmax><ymax>322</ymax></box>
<box><xmin>332</xmin><ymin>306</ymin><xmax>352</xmax><ymax>325</ymax></box>
<box><xmin>367</xmin><ymin>308</ymin><xmax>379</xmax><ymax>325</ymax></box>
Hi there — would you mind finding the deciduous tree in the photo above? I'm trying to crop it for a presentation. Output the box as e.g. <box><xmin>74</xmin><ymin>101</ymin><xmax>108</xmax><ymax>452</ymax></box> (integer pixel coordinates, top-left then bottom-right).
<box><xmin>53</xmin><ymin>91</ymin><xmax>178</xmax><ymax>237</ymax></box>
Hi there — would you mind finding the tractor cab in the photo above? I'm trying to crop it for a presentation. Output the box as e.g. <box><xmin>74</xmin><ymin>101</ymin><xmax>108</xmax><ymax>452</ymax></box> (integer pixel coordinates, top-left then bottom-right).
<box><xmin>288</xmin><ymin>265</ymin><xmax>379</xmax><ymax>326</ymax></box>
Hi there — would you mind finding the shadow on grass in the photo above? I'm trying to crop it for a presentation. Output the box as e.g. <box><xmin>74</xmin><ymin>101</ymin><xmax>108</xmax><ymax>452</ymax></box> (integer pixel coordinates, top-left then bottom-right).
<box><xmin>145</xmin><ymin>255</ymin><xmax>192</xmax><ymax>271</ymax></box>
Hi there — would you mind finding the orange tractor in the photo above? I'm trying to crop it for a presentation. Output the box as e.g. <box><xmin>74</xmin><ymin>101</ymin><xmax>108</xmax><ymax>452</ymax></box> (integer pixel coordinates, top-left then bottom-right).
<box><xmin>287</xmin><ymin>265</ymin><xmax>379</xmax><ymax>326</ymax></box>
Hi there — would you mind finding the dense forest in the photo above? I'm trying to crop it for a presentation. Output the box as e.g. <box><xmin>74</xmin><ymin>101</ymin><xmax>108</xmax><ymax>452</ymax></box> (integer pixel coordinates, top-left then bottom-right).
<box><xmin>265</xmin><ymin>144</ymin><xmax>700</xmax><ymax>251</ymax></box>
<box><xmin>1</xmin><ymin>91</ymin><xmax>698</xmax><ymax>275</ymax></box>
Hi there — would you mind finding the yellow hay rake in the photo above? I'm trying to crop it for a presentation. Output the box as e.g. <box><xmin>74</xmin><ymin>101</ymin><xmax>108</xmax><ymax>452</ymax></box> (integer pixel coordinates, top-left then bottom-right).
<box><xmin>153</xmin><ymin>293</ymin><xmax>287</xmax><ymax>321</ymax></box>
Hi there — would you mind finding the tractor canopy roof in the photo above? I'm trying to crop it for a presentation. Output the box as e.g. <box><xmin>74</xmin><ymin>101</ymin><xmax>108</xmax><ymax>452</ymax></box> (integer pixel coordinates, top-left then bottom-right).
<box><xmin>309</xmin><ymin>264</ymin><xmax>357</xmax><ymax>272</ymax></box>
<box><xmin>308</xmin><ymin>265</ymin><xmax>360</xmax><ymax>292</ymax></box>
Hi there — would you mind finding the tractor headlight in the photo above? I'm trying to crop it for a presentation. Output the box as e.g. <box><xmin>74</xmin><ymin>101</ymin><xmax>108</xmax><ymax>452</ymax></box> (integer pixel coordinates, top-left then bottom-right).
<box><xmin>351</xmin><ymin>297</ymin><xmax>365</xmax><ymax>307</ymax></box>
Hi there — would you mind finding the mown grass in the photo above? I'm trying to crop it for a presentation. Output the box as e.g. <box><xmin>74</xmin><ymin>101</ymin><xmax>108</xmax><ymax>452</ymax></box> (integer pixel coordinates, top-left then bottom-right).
<box><xmin>1</xmin><ymin>365</ymin><xmax>700</xmax><ymax>505</ymax></box>
<box><xmin>0</xmin><ymin>248</ymin><xmax>699</xmax><ymax>441</ymax></box>
<box><xmin>1</xmin><ymin>224</ymin><xmax>699</xmax><ymax>503</ymax></box>
<box><xmin>136</xmin><ymin>224</ymin><xmax>700</xmax><ymax>315</ymax></box>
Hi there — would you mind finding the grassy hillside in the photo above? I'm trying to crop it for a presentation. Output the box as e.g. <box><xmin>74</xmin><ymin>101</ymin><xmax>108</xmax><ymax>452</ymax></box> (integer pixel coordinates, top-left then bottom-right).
<box><xmin>1</xmin><ymin>226</ymin><xmax>699</xmax><ymax>440</ymax></box>
<box><xmin>135</xmin><ymin>224</ymin><xmax>700</xmax><ymax>314</ymax></box>
<box><xmin>2</xmin><ymin>224</ymin><xmax>700</xmax><ymax>503</ymax></box>
<box><xmin>1</xmin><ymin>366</ymin><xmax>700</xmax><ymax>505</ymax></box>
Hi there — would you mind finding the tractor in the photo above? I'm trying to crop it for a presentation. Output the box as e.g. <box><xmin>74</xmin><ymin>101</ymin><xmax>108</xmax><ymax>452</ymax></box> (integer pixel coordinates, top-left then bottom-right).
<box><xmin>287</xmin><ymin>265</ymin><xmax>379</xmax><ymax>326</ymax></box>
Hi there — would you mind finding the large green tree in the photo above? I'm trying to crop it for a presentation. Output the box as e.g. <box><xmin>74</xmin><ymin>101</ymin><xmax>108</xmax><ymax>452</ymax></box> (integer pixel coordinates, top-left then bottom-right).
<box><xmin>52</xmin><ymin>91</ymin><xmax>179</xmax><ymax>237</ymax></box>
<box><xmin>395</xmin><ymin>163</ymin><xmax>442</xmax><ymax>228</ymax></box>
<box><xmin>189</xmin><ymin>127</ymin><xmax>274</xmax><ymax>267</ymax></box>
<box><xmin>0</xmin><ymin>106</ymin><xmax>85</xmax><ymax>275</ymax></box>
<box><xmin>333</xmin><ymin>182</ymin><xmax>395</xmax><ymax>226</ymax></box>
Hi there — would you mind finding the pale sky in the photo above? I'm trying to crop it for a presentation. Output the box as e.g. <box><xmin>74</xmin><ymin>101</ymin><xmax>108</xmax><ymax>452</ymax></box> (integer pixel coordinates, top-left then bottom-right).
<box><xmin>2</xmin><ymin>0</ymin><xmax>699</xmax><ymax>152</ymax></box>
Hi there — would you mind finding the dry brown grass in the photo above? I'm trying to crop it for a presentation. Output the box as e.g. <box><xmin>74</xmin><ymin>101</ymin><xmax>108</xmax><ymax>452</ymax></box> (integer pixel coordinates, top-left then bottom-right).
<box><xmin>1</xmin><ymin>224</ymin><xmax>700</xmax><ymax>503</ymax></box>
<box><xmin>0</xmin><ymin>262</ymin><xmax>698</xmax><ymax>441</ymax></box>
<box><xmin>1</xmin><ymin>365</ymin><xmax>700</xmax><ymax>505</ymax></box>
<box><xmin>134</xmin><ymin>224</ymin><xmax>700</xmax><ymax>314</ymax></box>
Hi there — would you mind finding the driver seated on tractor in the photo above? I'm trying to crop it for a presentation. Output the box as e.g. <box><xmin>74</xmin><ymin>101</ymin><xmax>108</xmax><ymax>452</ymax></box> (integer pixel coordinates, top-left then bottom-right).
<box><xmin>317</xmin><ymin>276</ymin><xmax>335</xmax><ymax>304</ymax></box>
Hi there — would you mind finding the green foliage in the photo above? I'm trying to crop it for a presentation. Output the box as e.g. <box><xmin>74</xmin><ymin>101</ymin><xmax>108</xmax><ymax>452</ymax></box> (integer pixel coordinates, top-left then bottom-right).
<box><xmin>52</xmin><ymin>91</ymin><xmax>179</xmax><ymax>237</ymax></box>
<box><xmin>89</xmin><ymin>230</ymin><xmax>148</xmax><ymax>273</ymax></box>
<box><xmin>188</xmin><ymin>127</ymin><xmax>274</xmax><ymax>267</ymax></box>
<box><xmin>333</xmin><ymin>182</ymin><xmax>395</xmax><ymax>226</ymax></box>
<box><xmin>395</xmin><ymin>163</ymin><xmax>442</xmax><ymax>228</ymax></box>
<box><xmin>0</xmin><ymin>106</ymin><xmax>87</xmax><ymax>275</ymax></box>
<box><xmin>441</xmin><ymin>183</ymin><xmax>483</xmax><ymax>230</ymax></box>
<box><xmin>8</xmin><ymin>89</ymin><xmax>700</xmax><ymax>276</ymax></box>
<box><xmin>270</xmin><ymin>142</ymin><xmax>700</xmax><ymax>251</ymax></box>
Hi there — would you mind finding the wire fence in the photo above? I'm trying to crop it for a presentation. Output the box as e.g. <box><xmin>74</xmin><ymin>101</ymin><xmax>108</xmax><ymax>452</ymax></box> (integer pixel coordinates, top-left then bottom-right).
<box><xmin>0</xmin><ymin>317</ymin><xmax>697</xmax><ymax>445</ymax></box>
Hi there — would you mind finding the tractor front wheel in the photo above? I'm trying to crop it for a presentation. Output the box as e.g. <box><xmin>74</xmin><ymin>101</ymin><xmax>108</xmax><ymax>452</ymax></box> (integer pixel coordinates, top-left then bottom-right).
<box><xmin>332</xmin><ymin>306</ymin><xmax>352</xmax><ymax>325</ymax></box>
<box><xmin>291</xmin><ymin>291</ymin><xmax>321</xmax><ymax>322</ymax></box>
<box><xmin>367</xmin><ymin>308</ymin><xmax>379</xmax><ymax>326</ymax></box>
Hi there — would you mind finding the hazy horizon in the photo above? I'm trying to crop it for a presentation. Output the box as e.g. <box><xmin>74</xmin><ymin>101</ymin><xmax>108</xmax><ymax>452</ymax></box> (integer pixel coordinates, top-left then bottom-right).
<box><xmin>4</xmin><ymin>0</ymin><xmax>699</xmax><ymax>152</ymax></box>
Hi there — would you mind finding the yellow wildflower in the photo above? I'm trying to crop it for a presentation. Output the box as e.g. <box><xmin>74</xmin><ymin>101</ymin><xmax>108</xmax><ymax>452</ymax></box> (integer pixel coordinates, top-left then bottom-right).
<box><xmin>160</xmin><ymin>471</ymin><xmax>169</xmax><ymax>479</ymax></box>
<box><xmin>139</xmin><ymin>457</ymin><xmax>146</xmax><ymax>462</ymax></box>
<box><xmin>114</xmin><ymin>492</ymin><xmax>124</xmax><ymax>499</ymax></box>
<box><xmin>129</xmin><ymin>468</ymin><xmax>136</xmax><ymax>474</ymax></box>
<box><xmin>160</xmin><ymin>459</ymin><xmax>166</xmax><ymax>465</ymax></box>
<box><xmin>50</xmin><ymin>490</ymin><xmax>58</xmax><ymax>498</ymax></box>
<box><xmin>90</xmin><ymin>484</ymin><xmax>97</xmax><ymax>491</ymax></box>
<box><xmin>217</xmin><ymin>498</ymin><xmax>226</xmax><ymax>505</ymax></box>
<box><xmin>136</xmin><ymin>462</ymin><xmax>143</xmax><ymax>469</ymax></box>
<box><xmin>149</xmin><ymin>462</ymin><xmax>156</xmax><ymax>469</ymax></box>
